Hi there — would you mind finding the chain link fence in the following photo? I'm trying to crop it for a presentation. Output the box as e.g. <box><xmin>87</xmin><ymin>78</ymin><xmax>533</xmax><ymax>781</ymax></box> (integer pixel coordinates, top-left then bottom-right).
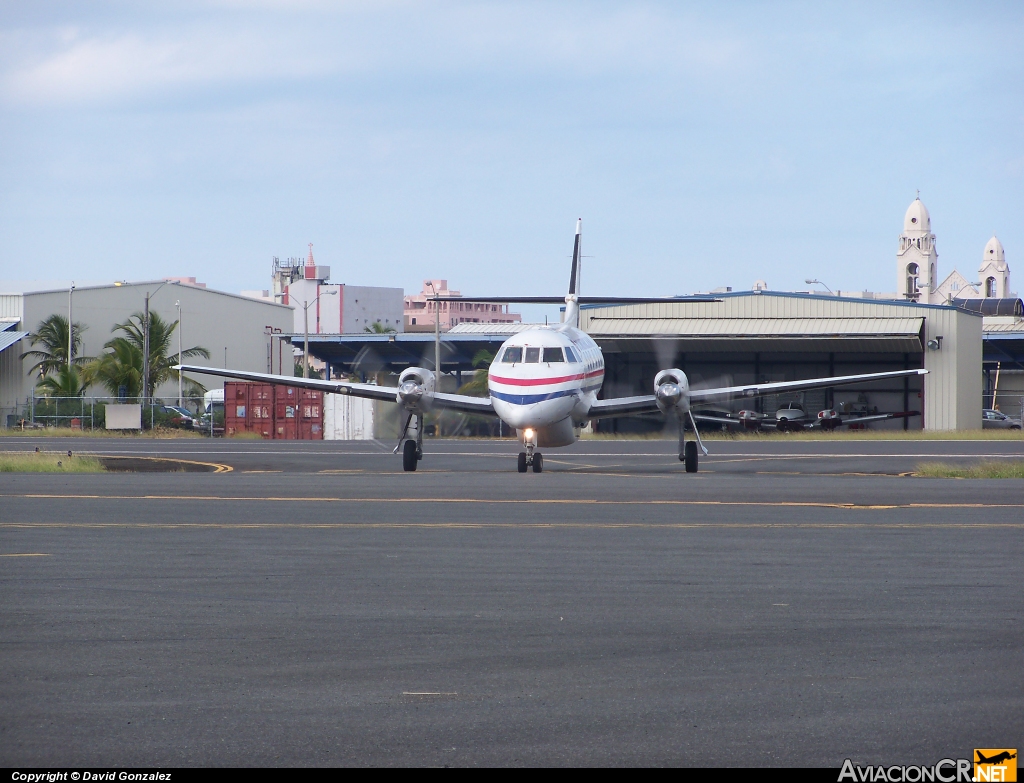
<box><xmin>2</xmin><ymin>396</ymin><xmax>216</xmax><ymax>433</ymax></box>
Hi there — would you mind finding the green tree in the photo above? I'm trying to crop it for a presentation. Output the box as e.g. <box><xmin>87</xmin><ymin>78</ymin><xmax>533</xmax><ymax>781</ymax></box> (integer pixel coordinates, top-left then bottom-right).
<box><xmin>364</xmin><ymin>321</ymin><xmax>397</xmax><ymax>334</ymax></box>
<box><xmin>457</xmin><ymin>349</ymin><xmax>495</xmax><ymax>397</ymax></box>
<box><xmin>107</xmin><ymin>311</ymin><xmax>210</xmax><ymax>397</ymax></box>
<box><xmin>35</xmin><ymin>364</ymin><xmax>89</xmax><ymax>397</ymax></box>
<box><xmin>294</xmin><ymin>360</ymin><xmax>323</xmax><ymax>380</ymax></box>
<box><xmin>21</xmin><ymin>314</ymin><xmax>90</xmax><ymax>378</ymax></box>
<box><xmin>89</xmin><ymin>338</ymin><xmax>144</xmax><ymax>398</ymax></box>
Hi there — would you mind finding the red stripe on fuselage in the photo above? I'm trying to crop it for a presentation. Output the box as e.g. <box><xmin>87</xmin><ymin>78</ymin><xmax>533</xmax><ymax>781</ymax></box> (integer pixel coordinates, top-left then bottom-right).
<box><xmin>490</xmin><ymin>370</ymin><xmax>603</xmax><ymax>387</ymax></box>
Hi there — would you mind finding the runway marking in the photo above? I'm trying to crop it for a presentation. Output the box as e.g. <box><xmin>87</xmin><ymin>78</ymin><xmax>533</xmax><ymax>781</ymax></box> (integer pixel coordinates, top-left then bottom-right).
<box><xmin>402</xmin><ymin>692</ymin><xmax>458</xmax><ymax>696</ymax></box>
<box><xmin>0</xmin><ymin>552</ymin><xmax>51</xmax><ymax>556</ymax></box>
<box><xmin>242</xmin><ymin>470</ymin><xmax>282</xmax><ymax>473</ymax></box>
<box><xmin>97</xmin><ymin>455</ymin><xmax>234</xmax><ymax>473</ymax></box>
<box><xmin>2</xmin><ymin>522</ymin><xmax>1022</xmax><ymax>530</ymax></box>
<box><xmin>317</xmin><ymin>469</ymin><xmax>366</xmax><ymax>474</ymax></box>
<box><xmin>5</xmin><ymin>494</ymin><xmax>1024</xmax><ymax>510</ymax></box>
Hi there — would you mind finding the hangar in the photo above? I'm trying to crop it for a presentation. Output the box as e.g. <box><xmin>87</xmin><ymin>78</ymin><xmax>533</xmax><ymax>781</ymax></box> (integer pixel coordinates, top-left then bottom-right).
<box><xmin>302</xmin><ymin>290</ymin><xmax>984</xmax><ymax>432</ymax></box>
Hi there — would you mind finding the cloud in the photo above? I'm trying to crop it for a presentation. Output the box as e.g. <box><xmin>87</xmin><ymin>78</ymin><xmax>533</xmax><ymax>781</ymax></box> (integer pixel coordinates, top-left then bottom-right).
<box><xmin>0</xmin><ymin>4</ymin><xmax>750</xmax><ymax>107</ymax></box>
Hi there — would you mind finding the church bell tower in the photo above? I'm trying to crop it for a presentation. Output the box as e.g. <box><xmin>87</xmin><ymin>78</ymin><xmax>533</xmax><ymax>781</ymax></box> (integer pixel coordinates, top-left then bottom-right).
<box><xmin>897</xmin><ymin>196</ymin><xmax>938</xmax><ymax>303</ymax></box>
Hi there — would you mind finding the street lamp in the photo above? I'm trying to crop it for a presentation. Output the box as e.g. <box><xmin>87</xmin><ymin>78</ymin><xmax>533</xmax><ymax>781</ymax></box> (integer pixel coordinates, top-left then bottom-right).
<box><xmin>176</xmin><ymin>300</ymin><xmax>182</xmax><ymax>407</ymax></box>
<box><xmin>68</xmin><ymin>282</ymin><xmax>75</xmax><ymax>367</ymax></box>
<box><xmin>301</xmin><ymin>290</ymin><xmax>337</xmax><ymax>379</ymax></box>
<box><xmin>805</xmin><ymin>279</ymin><xmax>834</xmax><ymax>295</ymax></box>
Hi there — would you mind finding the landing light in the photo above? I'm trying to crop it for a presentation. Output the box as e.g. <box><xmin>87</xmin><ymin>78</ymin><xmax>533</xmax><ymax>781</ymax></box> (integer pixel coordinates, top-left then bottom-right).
<box><xmin>524</xmin><ymin>428</ymin><xmax>534</xmax><ymax>440</ymax></box>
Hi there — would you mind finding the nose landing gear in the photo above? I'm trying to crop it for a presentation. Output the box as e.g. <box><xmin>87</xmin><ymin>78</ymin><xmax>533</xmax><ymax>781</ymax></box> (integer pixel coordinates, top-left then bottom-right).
<box><xmin>395</xmin><ymin>413</ymin><xmax>424</xmax><ymax>472</ymax></box>
<box><xmin>517</xmin><ymin>442</ymin><xmax>543</xmax><ymax>473</ymax></box>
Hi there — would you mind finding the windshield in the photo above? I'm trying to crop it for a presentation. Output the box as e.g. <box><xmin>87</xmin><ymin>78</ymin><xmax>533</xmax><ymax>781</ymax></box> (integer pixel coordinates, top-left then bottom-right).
<box><xmin>542</xmin><ymin>347</ymin><xmax>564</xmax><ymax>363</ymax></box>
<box><xmin>502</xmin><ymin>346</ymin><xmax>523</xmax><ymax>363</ymax></box>
<box><xmin>525</xmin><ymin>347</ymin><xmax>540</xmax><ymax>363</ymax></box>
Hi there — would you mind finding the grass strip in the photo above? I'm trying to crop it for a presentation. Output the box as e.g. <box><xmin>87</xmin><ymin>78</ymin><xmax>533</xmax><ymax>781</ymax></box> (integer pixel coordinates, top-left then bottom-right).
<box><xmin>0</xmin><ymin>427</ymin><xmax>203</xmax><ymax>439</ymax></box>
<box><xmin>0</xmin><ymin>451</ymin><xmax>106</xmax><ymax>473</ymax></box>
<box><xmin>916</xmin><ymin>461</ymin><xmax>1024</xmax><ymax>478</ymax></box>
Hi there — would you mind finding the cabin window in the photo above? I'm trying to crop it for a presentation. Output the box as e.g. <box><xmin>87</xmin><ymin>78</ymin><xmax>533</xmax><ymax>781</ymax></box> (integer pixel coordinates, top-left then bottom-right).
<box><xmin>543</xmin><ymin>347</ymin><xmax>564</xmax><ymax>363</ymax></box>
<box><xmin>502</xmin><ymin>346</ymin><xmax>522</xmax><ymax>363</ymax></box>
<box><xmin>525</xmin><ymin>347</ymin><xmax>541</xmax><ymax>363</ymax></box>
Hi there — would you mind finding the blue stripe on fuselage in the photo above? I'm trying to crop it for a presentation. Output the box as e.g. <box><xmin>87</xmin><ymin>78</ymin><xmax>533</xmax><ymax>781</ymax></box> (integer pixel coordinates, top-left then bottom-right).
<box><xmin>490</xmin><ymin>388</ymin><xmax>578</xmax><ymax>405</ymax></box>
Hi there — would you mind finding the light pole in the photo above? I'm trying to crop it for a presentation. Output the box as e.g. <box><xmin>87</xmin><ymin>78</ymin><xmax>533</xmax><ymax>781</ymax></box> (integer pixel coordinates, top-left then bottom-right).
<box><xmin>176</xmin><ymin>300</ymin><xmax>182</xmax><ymax>408</ymax></box>
<box><xmin>68</xmin><ymin>282</ymin><xmax>75</xmax><ymax>367</ymax></box>
<box><xmin>426</xmin><ymin>282</ymin><xmax>441</xmax><ymax>384</ymax></box>
<box><xmin>301</xmin><ymin>290</ymin><xmax>337</xmax><ymax>379</ymax></box>
<box><xmin>805</xmin><ymin>279</ymin><xmax>834</xmax><ymax>295</ymax></box>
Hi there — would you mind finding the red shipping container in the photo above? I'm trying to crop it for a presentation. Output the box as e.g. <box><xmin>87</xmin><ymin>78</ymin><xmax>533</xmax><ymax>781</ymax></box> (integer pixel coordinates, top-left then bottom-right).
<box><xmin>223</xmin><ymin>382</ymin><xmax>324</xmax><ymax>440</ymax></box>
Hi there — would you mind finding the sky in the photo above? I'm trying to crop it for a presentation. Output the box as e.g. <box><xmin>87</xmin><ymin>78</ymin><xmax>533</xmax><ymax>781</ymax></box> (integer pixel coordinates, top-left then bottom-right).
<box><xmin>1</xmin><ymin>1</ymin><xmax>1021</xmax><ymax>319</ymax></box>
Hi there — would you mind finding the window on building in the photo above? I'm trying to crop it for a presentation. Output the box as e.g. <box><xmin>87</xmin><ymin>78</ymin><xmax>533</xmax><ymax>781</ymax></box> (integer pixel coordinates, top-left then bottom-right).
<box><xmin>986</xmin><ymin>277</ymin><xmax>996</xmax><ymax>297</ymax></box>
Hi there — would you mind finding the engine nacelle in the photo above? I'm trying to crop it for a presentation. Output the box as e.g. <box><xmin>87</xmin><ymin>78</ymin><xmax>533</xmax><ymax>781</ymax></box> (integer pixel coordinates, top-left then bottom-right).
<box><xmin>654</xmin><ymin>368</ymin><xmax>690</xmax><ymax>414</ymax></box>
<box><xmin>396</xmin><ymin>367</ymin><xmax>436</xmax><ymax>412</ymax></box>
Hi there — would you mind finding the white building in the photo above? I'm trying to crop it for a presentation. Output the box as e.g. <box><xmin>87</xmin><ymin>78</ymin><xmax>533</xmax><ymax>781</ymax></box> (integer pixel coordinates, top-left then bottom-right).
<box><xmin>0</xmin><ymin>280</ymin><xmax>293</xmax><ymax>422</ymax></box>
<box><xmin>272</xmin><ymin>247</ymin><xmax>404</xmax><ymax>335</ymax></box>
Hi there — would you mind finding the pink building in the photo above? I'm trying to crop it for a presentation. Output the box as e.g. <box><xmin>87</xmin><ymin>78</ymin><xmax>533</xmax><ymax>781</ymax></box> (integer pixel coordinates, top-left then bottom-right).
<box><xmin>403</xmin><ymin>280</ymin><xmax>521</xmax><ymax>332</ymax></box>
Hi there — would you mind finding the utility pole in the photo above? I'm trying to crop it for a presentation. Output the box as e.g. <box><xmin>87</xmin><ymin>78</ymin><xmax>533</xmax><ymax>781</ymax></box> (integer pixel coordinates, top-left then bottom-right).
<box><xmin>142</xmin><ymin>292</ymin><xmax>150</xmax><ymax>407</ymax></box>
<box><xmin>176</xmin><ymin>300</ymin><xmax>182</xmax><ymax>408</ymax></box>
<box><xmin>303</xmin><ymin>299</ymin><xmax>310</xmax><ymax>379</ymax></box>
<box><xmin>68</xmin><ymin>282</ymin><xmax>75</xmax><ymax>367</ymax></box>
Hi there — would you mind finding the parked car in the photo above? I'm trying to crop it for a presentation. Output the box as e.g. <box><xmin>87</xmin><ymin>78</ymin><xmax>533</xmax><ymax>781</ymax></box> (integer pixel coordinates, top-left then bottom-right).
<box><xmin>982</xmin><ymin>409</ymin><xmax>1022</xmax><ymax>430</ymax></box>
<box><xmin>158</xmin><ymin>405</ymin><xmax>196</xmax><ymax>429</ymax></box>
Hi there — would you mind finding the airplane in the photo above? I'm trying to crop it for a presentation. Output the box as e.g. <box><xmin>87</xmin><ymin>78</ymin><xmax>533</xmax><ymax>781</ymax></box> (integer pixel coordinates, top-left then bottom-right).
<box><xmin>976</xmin><ymin>751</ymin><xmax>1016</xmax><ymax>765</ymax></box>
<box><xmin>176</xmin><ymin>219</ymin><xmax>928</xmax><ymax>474</ymax></box>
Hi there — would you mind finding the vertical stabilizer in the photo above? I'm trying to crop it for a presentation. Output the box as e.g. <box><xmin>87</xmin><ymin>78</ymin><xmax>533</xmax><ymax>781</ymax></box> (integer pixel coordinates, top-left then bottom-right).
<box><xmin>563</xmin><ymin>219</ymin><xmax>582</xmax><ymax>329</ymax></box>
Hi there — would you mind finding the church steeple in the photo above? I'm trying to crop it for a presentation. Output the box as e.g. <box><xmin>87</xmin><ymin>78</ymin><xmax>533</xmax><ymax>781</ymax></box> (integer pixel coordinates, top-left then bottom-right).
<box><xmin>979</xmin><ymin>235</ymin><xmax>1010</xmax><ymax>298</ymax></box>
<box><xmin>897</xmin><ymin>196</ymin><xmax>938</xmax><ymax>302</ymax></box>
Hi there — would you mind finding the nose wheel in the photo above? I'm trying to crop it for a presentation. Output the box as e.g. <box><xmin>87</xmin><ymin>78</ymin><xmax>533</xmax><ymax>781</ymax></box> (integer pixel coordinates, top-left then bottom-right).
<box><xmin>517</xmin><ymin>450</ymin><xmax>543</xmax><ymax>473</ymax></box>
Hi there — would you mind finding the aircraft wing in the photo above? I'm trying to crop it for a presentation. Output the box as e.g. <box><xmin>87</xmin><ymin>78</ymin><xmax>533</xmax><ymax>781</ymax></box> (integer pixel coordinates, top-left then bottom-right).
<box><xmin>688</xmin><ymin>369</ymin><xmax>927</xmax><ymax>404</ymax></box>
<box><xmin>817</xmin><ymin>411</ymin><xmax>921</xmax><ymax>428</ymax></box>
<box><xmin>586</xmin><ymin>369</ymin><xmax>926</xmax><ymax>420</ymax></box>
<box><xmin>692</xmin><ymin>414</ymin><xmax>743</xmax><ymax>427</ymax></box>
<box><xmin>175</xmin><ymin>364</ymin><xmax>496</xmax><ymax>416</ymax></box>
<box><xmin>586</xmin><ymin>394</ymin><xmax>662</xmax><ymax>418</ymax></box>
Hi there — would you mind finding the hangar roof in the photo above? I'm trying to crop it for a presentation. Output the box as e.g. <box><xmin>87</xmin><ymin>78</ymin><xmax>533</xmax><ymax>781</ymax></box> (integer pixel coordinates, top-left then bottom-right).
<box><xmin>586</xmin><ymin>317</ymin><xmax>924</xmax><ymax>338</ymax></box>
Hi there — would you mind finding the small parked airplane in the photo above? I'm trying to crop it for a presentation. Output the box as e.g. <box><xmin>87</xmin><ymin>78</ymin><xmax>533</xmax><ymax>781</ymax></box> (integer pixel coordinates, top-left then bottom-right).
<box><xmin>177</xmin><ymin>220</ymin><xmax>928</xmax><ymax>473</ymax></box>
<box><xmin>695</xmin><ymin>405</ymin><xmax>921</xmax><ymax>432</ymax></box>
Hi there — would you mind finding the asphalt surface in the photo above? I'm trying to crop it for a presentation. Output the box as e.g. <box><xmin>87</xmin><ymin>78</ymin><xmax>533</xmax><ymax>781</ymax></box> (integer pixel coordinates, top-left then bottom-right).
<box><xmin>1</xmin><ymin>437</ymin><xmax>1022</xmax><ymax>766</ymax></box>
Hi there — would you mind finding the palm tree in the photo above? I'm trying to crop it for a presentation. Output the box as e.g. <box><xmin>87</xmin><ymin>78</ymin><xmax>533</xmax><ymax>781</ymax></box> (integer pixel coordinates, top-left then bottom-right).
<box><xmin>457</xmin><ymin>349</ymin><xmax>494</xmax><ymax>397</ymax></box>
<box><xmin>21</xmin><ymin>314</ymin><xmax>90</xmax><ymax>378</ymax></box>
<box><xmin>364</xmin><ymin>321</ymin><xmax>397</xmax><ymax>334</ymax></box>
<box><xmin>35</xmin><ymin>364</ymin><xmax>89</xmax><ymax>397</ymax></box>
<box><xmin>107</xmin><ymin>311</ymin><xmax>210</xmax><ymax>397</ymax></box>
<box><xmin>89</xmin><ymin>338</ymin><xmax>144</xmax><ymax>398</ymax></box>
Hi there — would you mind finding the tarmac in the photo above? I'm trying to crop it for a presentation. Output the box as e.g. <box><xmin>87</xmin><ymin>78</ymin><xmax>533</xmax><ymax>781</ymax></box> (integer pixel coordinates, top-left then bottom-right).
<box><xmin>1</xmin><ymin>437</ymin><xmax>1022</xmax><ymax>766</ymax></box>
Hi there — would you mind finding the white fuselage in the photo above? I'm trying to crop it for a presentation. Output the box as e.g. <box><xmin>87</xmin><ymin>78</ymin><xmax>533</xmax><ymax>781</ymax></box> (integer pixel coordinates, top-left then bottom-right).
<box><xmin>488</xmin><ymin>325</ymin><xmax>604</xmax><ymax>445</ymax></box>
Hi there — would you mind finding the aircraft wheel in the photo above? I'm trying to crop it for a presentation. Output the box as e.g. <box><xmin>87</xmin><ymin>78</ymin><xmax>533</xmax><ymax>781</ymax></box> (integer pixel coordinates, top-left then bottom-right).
<box><xmin>532</xmin><ymin>453</ymin><xmax>544</xmax><ymax>473</ymax></box>
<box><xmin>684</xmin><ymin>441</ymin><xmax>698</xmax><ymax>473</ymax></box>
<box><xmin>517</xmin><ymin>452</ymin><xmax>528</xmax><ymax>473</ymax></box>
<box><xmin>402</xmin><ymin>440</ymin><xmax>418</xmax><ymax>472</ymax></box>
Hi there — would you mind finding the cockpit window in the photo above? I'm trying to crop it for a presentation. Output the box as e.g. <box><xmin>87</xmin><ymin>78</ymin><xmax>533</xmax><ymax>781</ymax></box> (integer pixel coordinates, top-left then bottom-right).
<box><xmin>542</xmin><ymin>347</ymin><xmax>564</xmax><ymax>363</ymax></box>
<box><xmin>502</xmin><ymin>346</ymin><xmax>522</xmax><ymax>363</ymax></box>
<box><xmin>524</xmin><ymin>347</ymin><xmax>541</xmax><ymax>363</ymax></box>
<box><xmin>564</xmin><ymin>346</ymin><xmax>579</xmax><ymax>363</ymax></box>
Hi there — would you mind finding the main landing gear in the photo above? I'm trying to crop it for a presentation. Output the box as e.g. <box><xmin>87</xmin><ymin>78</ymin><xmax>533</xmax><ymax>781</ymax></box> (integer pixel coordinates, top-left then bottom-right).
<box><xmin>679</xmin><ymin>410</ymin><xmax>709</xmax><ymax>474</ymax></box>
<box><xmin>517</xmin><ymin>442</ymin><xmax>543</xmax><ymax>473</ymax></box>
<box><xmin>395</xmin><ymin>413</ymin><xmax>424</xmax><ymax>472</ymax></box>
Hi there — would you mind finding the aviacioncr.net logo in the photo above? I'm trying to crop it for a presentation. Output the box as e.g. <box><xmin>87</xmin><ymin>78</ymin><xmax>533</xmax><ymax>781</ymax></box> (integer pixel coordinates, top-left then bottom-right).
<box><xmin>839</xmin><ymin>758</ymin><xmax>973</xmax><ymax>783</ymax></box>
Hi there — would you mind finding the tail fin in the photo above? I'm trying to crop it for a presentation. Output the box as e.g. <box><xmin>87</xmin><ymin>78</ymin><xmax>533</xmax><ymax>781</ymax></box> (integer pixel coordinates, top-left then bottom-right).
<box><xmin>568</xmin><ymin>218</ymin><xmax>581</xmax><ymax>295</ymax></box>
<box><xmin>562</xmin><ymin>219</ymin><xmax>582</xmax><ymax>329</ymax></box>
